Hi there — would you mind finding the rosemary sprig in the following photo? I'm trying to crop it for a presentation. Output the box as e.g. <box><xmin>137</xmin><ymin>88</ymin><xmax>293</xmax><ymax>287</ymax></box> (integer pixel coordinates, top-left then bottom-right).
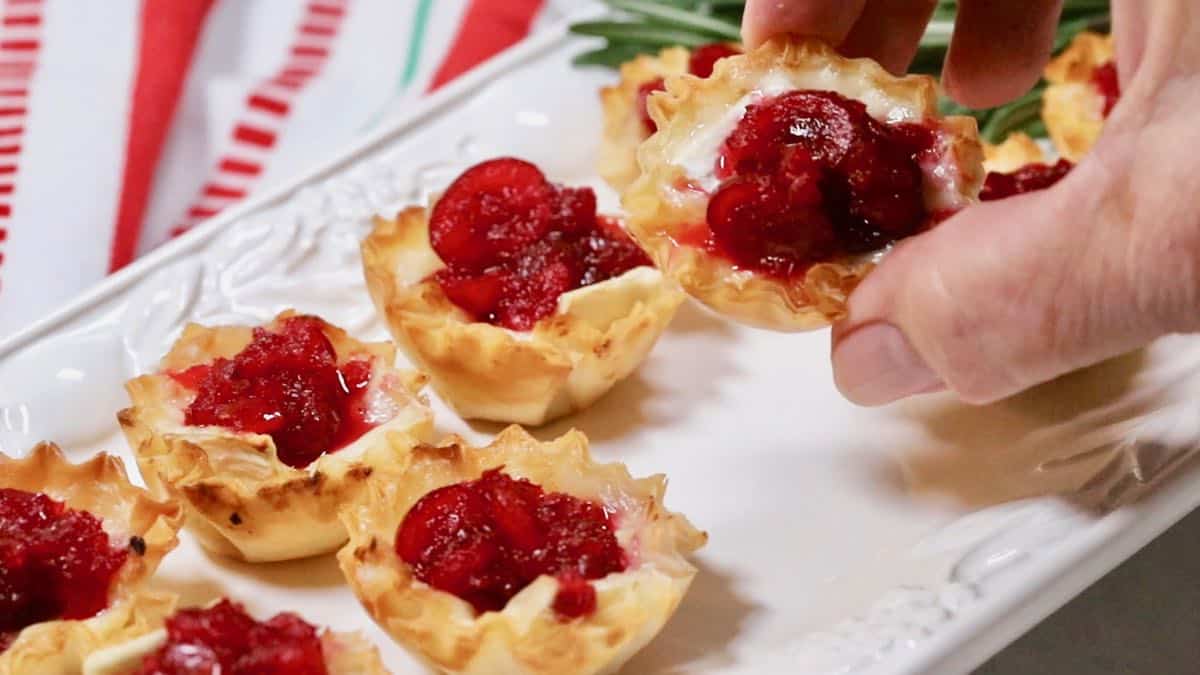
<box><xmin>570</xmin><ymin>0</ymin><xmax>1111</xmax><ymax>143</ymax></box>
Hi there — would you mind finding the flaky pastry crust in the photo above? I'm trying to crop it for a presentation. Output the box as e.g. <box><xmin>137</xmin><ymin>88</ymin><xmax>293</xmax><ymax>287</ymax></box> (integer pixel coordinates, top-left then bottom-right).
<box><xmin>1042</xmin><ymin>31</ymin><xmax>1115</xmax><ymax>161</ymax></box>
<box><xmin>80</xmin><ymin>618</ymin><xmax>390</xmax><ymax>675</ymax></box>
<box><xmin>983</xmin><ymin>132</ymin><xmax>1047</xmax><ymax>173</ymax></box>
<box><xmin>623</xmin><ymin>36</ymin><xmax>984</xmax><ymax>331</ymax></box>
<box><xmin>0</xmin><ymin>444</ymin><xmax>182</xmax><ymax>675</ymax></box>
<box><xmin>119</xmin><ymin>311</ymin><xmax>433</xmax><ymax>563</ymax></box>
<box><xmin>361</xmin><ymin>207</ymin><xmax>683</xmax><ymax>426</ymax></box>
<box><xmin>598</xmin><ymin>47</ymin><xmax>691</xmax><ymax>193</ymax></box>
<box><xmin>338</xmin><ymin>426</ymin><xmax>706</xmax><ymax>675</ymax></box>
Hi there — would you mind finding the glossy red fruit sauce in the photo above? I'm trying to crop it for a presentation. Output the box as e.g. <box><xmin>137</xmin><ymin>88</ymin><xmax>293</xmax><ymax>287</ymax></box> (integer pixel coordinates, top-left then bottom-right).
<box><xmin>136</xmin><ymin>598</ymin><xmax>328</xmax><ymax>675</ymax></box>
<box><xmin>980</xmin><ymin>159</ymin><xmax>1074</xmax><ymax>201</ymax></box>
<box><xmin>638</xmin><ymin>43</ymin><xmax>741</xmax><ymax>134</ymax></box>
<box><xmin>395</xmin><ymin>468</ymin><xmax>627</xmax><ymax>619</ymax></box>
<box><xmin>698</xmin><ymin>90</ymin><xmax>936</xmax><ymax>277</ymax></box>
<box><xmin>171</xmin><ymin>316</ymin><xmax>375</xmax><ymax>469</ymax></box>
<box><xmin>0</xmin><ymin>488</ymin><xmax>130</xmax><ymax>652</ymax></box>
<box><xmin>1091</xmin><ymin>61</ymin><xmax>1120</xmax><ymax>117</ymax></box>
<box><xmin>429</xmin><ymin>158</ymin><xmax>652</xmax><ymax>331</ymax></box>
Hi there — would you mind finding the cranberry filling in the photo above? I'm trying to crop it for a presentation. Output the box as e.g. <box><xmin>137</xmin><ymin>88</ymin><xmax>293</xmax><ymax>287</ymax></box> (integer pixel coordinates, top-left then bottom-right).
<box><xmin>694</xmin><ymin>90</ymin><xmax>936</xmax><ymax>277</ymax></box>
<box><xmin>395</xmin><ymin>469</ymin><xmax>627</xmax><ymax>619</ymax></box>
<box><xmin>0</xmin><ymin>488</ymin><xmax>130</xmax><ymax>652</ymax></box>
<box><xmin>637</xmin><ymin>43</ymin><xmax>740</xmax><ymax>134</ymax></box>
<box><xmin>172</xmin><ymin>316</ymin><xmax>376</xmax><ymax>469</ymax></box>
<box><xmin>136</xmin><ymin>598</ymin><xmax>328</xmax><ymax>675</ymax></box>
<box><xmin>429</xmin><ymin>158</ymin><xmax>652</xmax><ymax>331</ymax></box>
<box><xmin>980</xmin><ymin>159</ymin><xmax>1073</xmax><ymax>201</ymax></box>
<box><xmin>1091</xmin><ymin>61</ymin><xmax>1120</xmax><ymax>117</ymax></box>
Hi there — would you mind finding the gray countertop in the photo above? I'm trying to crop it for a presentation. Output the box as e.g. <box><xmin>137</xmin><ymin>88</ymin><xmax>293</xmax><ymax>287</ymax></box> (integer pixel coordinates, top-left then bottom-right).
<box><xmin>976</xmin><ymin>507</ymin><xmax>1200</xmax><ymax>673</ymax></box>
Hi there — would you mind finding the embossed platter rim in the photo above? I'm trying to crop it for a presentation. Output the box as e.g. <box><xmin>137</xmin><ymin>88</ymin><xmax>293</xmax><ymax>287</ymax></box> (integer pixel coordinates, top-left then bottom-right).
<box><xmin>3</xmin><ymin>5</ymin><xmax>1200</xmax><ymax>674</ymax></box>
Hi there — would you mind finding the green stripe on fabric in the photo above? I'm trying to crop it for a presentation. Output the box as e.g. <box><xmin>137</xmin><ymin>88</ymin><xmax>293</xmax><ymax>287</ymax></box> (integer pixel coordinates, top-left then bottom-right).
<box><xmin>400</xmin><ymin>0</ymin><xmax>433</xmax><ymax>88</ymax></box>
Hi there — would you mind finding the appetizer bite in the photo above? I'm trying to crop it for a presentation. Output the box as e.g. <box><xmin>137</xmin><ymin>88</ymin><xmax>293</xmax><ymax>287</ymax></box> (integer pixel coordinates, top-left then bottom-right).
<box><xmin>120</xmin><ymin>311</ymin><xmax>433</xmax><ymax>563</ymax></box>
<box><xmin>623</xmin><ymin>37</ymin><xmax>985</xmax><ymax>331</ymax></box>
<box><xmin>599</xmin><ymin>43</ymin><xmax>741</xmax><ymax>191</ymax></box>
<box><xmin>0</xmin><ymin>444</ymin><xmax>182</xmax><ymax>675</ymax></box>
<box><xmin>362</xmin><ymin>158</ymin><xmax>683</xmax><ymax>426</ymax></box>
<box><xmin>82</xmin><ymin>598</ymin><xmax>389</xmax><ymax>675</ymax></box>
<box><xmin>979</xmin><ymin>133</ymin><xmax>1073</xmax><ymax>201</ymax></box>
<box><xmin>1042</xmin><ymin>31</ymin><xmax>1118</xmax><ymax>161</ymax></box>
<box><xmin>339</xmin><ymin>426</ymin><xmax>706</xmax><ymax>675</ymax></box>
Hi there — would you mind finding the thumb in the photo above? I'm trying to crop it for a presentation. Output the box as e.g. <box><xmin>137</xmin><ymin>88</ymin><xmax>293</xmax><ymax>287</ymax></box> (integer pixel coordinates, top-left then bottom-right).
<box><xmin>830</xmin><ymin>154</ymin><xmax>1198</xmax><ymax>405</ymax></box>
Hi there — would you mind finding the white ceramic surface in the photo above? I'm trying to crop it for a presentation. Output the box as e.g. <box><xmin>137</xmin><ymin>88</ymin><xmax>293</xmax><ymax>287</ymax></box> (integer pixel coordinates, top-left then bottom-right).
<box><xmin>3</xmin><ymin>10</ymin><xmax>1200</xmax><ymax>675</ymax></box>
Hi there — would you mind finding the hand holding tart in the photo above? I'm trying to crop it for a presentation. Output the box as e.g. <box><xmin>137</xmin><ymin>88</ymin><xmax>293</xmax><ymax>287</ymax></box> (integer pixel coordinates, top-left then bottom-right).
<box><xmin>82</xmin><ymin>598</ymin><xmax>389</xmax><ymax>675</ymax></box>
<box><xmin>362</xmin><ymin>158</ymin><xmax>683</xmax><ymax>426</ymax></box>
<box><xmin>119</xmin><ymin>311</ymin><xmax>433</xmax><ymax>563</ymax></box>
<box><xmin>0</xmin><ymin>444</ymin><xmax>182</xmax><ymax>675</ymax></box>
<box><xmin>338</xmin><ymin>426</ymin><xmax>706</xmax><ymax>675</ymax></box>
<box><xmin>623</xmin><ymin>36</ymin><xmax>985</xmax><ymax>331</ymax></box>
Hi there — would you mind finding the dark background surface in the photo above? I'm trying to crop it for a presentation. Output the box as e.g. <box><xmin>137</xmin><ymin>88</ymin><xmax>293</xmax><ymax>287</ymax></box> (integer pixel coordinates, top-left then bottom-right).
<box><xmin>976</xmin><ymin>507</ymin><xmax>1200</xmax><ymax>674</ymax></box>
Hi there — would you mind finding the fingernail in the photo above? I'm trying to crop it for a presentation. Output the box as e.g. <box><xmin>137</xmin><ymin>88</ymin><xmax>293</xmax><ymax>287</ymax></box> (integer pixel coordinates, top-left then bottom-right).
<box><xmin>833</xmin><ymin>323</ymin><xmax>944</xmax><ymax>406</ymax></box>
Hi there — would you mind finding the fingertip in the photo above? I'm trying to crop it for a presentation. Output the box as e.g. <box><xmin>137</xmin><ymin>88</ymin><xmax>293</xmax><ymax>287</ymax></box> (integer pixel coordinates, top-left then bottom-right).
<box><xmin>942</xmin><ymin>0</ymin><xmax>1062</xmax><ymax>108</ymax></box>
<box><xmin>742</xmin><ymin>0</ymin><xmax>867</xmax><ymax>49</ymax></box>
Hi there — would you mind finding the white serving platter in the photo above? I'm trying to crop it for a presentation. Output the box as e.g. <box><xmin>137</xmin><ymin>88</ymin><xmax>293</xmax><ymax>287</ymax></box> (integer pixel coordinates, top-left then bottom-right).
<box><xmin>4</xmin><ymin>7</ymin><xmax>1200</xmax><ymax>674</ymax></box>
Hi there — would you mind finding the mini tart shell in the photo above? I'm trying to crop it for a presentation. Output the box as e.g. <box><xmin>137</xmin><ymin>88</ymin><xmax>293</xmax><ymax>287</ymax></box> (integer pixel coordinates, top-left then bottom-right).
<box><xmin>118</xmin><ymin>310</ymin><xmax>434</xmax><ymax>563</ymax></box>
<box><xmin>80</xmin><ymin>621</ymin><xmax>390</xmax><ymax>675</ymax></box>
<box><xmin>1042</xmin><ymin>31</ymin><xmax>1115</xmax><ymax>162</ymax></box>
<box><xmin>983</xmin><ymin>132</ymin><xmax>1046</xmax><ymax>173</ymax></box>
<box><xmin>338</xmin><ymin>426</ymin><xmax>707</xmax><ymax>675</ymax></box>
<box><xmin>361</xmin><ymin>206</ymin><xmax>684</xmax><ymax>427</ymax></box>
<box><xmin>0</xmin><ymin>444</ymin><xmax>182</xmax><ymax>675</ymax></box>
<box><xmin>623</xmin><ymin>36</ymin><xmax>984</xmax><ymax>331</ymax></box>
<box><xmin>598</xmin><ymin>46</ymin><xmax>691</xmax><ymax>193</ymax></box>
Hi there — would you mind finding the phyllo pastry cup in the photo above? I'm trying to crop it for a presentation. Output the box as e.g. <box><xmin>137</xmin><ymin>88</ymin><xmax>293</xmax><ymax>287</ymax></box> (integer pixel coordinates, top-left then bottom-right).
<box><xmin>622</xmin><ymin>36</ymin><xmax>984</xmax><ymax>331</ymax></box>
<box><xmin>338</xmin><ymin>426</ymin><xmax>706</xmax><ymax>675</ymax></box>
<box><xmin>119</xmin><ymin>311</ymin><xmax>433</xmax><ymax>563</ymax></box>
<box><xmin>362</xmin><ymin>206</ymin><xmax>683</xmax><ymax>427</ymax></box>
<box><xmin>0</xmin><ymin>444</ymin><xmax>182</xmax><ymax>675</ymax></box>
<box><xmin>81</xmin><ymin>599</ymin><xmax>391</xmax><ymax>675</ymax></box>
<box><xmin>1042</xmin><ymin>31</ymin><xmax>1116</xmax><ymax>162</ymax></box>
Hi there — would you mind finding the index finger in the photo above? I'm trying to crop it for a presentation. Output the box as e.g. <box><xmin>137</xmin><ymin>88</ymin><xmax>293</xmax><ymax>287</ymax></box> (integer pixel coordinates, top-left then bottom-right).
<box><xmin>741</xmin><ymin>0</ymin><xmax>867</xmax><ymax>49</ymax></box>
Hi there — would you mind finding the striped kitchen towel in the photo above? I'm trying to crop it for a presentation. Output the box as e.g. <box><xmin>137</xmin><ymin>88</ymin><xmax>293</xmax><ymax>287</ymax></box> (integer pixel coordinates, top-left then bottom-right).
<box><xmin>0</xmin><ymin>0</ymin><xmax>574</xmax><ymax>338</ymax></box>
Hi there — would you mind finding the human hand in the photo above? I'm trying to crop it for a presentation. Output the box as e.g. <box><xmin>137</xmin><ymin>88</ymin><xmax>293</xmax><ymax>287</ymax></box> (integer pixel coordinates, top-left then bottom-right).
<box><xmin>743</xmin><ymin>2</ymin><xmax>1200</xmax><ymax>406</ymax></box>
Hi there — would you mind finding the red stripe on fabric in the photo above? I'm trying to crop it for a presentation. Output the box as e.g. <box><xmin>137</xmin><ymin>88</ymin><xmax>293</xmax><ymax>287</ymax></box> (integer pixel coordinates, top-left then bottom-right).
<box><xmin>2</xmin><ymin>15</ymin><xmax>38</xmax><ymax>26</ymax></box>
<box><xmin>308</xmin><ymin>3</ymin><xmax>343</xmax><ymax>17</ymax></box>
<box><xmin>108</xmin><ymin>0</ymin><xmax>216</xmax><ymax>271</ymax></box>
<box><xmin>0</xmin><ymin>165</ymin><xmax>16</xmax><ymax>174</ymax></box>
<box><xmin>218</xmin><ymin>157</ymin><xmax>262</xmax><ymax>176</ymax></box>
<box><xmin>187</xmin><ymin>205</ymin><xmax>218</xmax><ymax>219</ymax></box>
<box><xmin>0</xmin><ymin>126</ymin><xmax>20</xmax><ymax>136</ymax></box>
<box><xmin>0</xmin><ymin>39</ymin><xmax>37</xmax><ymax>51</ymax></box>
<box><xmin>247</xmin><ymin>93</ymin><xmax>289</xmax><ymax>115</ymax></box>
<box><xmin>0</xmin><ymin>184</ymin><xmax>12</xmax><ymax>194</ymax></box>
<box><xmin>5</xmin><ymin>0</ymin><xmax>42</xmax><ymax>5</ymax></box>
<box><xmin>0</xmin><ymin>88</ymin><xmax>25</xmax><ymax>96</ymax></box>
<box><xmin>0</xmin><ymin>144</ymin><xmax>19</xmax><ymax>154</ymax></box>
<box><xmin>233</xmin><ymin>124</ymin><xmax>276</xmax><ymax>148</ymax></box>
<box><xmin>0</xmin><ymin>204</ymin><xmax>10</xmax><ymax>216</ymax></box>
<box><xmin>0</xmin><ymin>107</ymin><xmax>24</xmax><ymax>116</ymax></box>
<box><xmin>0</xmin><ymin>228</ymin><xmax>7</xmax><ymax>242</ymax></box>
<box><xmin>428</xmin><ymin>0</ymin><xmax>544</xmax><ymax>91</ymax></box>
<box><xmin>202</xmin><ymin>183</ymin><xmax>245</xmax><ymax>199</ymax></box>
<box><xmin>300</xmin><ymin>23</ymin><xmax>334</xmax><ymax>37</ymax></box>
<box><xmin>290</xmin><ymin>44</ymin><xmax>327</xmax><ymax>58</ymax></box>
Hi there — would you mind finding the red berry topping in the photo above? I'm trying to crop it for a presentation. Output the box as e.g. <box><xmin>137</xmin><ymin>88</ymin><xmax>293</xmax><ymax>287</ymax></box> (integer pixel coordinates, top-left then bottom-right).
<box><xmin>701</xmin><ymin>90</ymin><xmax>935</xmax><ymax>275</ymax></box>
<box><xmin>1091</xmin><ymin>61</ymin><xmax>1120</xmax><ymax>117</ymax></box>
<box><xmin>688</xmin><ymin>43</ymin><xmax>740</xmax><ymax>79</ymax></box>
<box><xmin>395</xmin><ymin>469</ymin><xmax>627</xmax><ymax>618</ymax></box>
<box><xmin>637</xmin><ymin>78</ymin><xmax>666</xmax><ymax>134</ymax></box>
<box><xmin>980</xmin><ymin>158</ymin><xmax>1073</xmax><ymax>201</ymax></box>
<box><xmin>0</xmin><ymin>488</ymin><xmax>129</xmax><ymax>652</ymax></box>
<box><xmin>136</xmin><ymin>599</ymin><xmax>328</xmax><ymax>675</ymax></box>
<box><xmin>430</xmin><ymin>159</ymin><xmax>652</xmax><ymax>331</ymax></box>
<box><xmin>174</xmin><ymin>316</ymin><xmax>376</xmax><ymax>469</ymax></box>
